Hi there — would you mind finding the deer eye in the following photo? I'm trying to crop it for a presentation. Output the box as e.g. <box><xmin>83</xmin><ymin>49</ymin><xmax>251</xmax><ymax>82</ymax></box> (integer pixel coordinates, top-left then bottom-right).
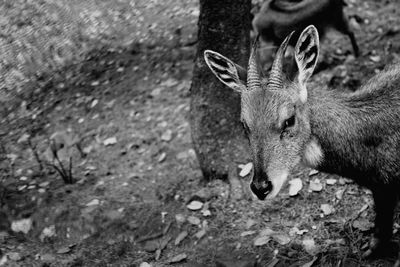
<box><xmin>283</xmin><ymin>115</ymin><xmax>295</xmax><ymax>130</ymax></box>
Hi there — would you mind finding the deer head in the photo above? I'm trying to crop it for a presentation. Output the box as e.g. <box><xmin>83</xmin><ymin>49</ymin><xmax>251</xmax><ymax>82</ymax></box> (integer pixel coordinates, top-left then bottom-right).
<box><xmin>204</xmin><ymin>25</ymin><xmax>320</xmax><ymax>200</ymax></box>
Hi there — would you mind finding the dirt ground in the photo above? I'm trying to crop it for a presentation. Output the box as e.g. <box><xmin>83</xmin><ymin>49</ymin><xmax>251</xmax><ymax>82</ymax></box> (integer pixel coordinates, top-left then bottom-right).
<box><xmin>1</xmin><ymin>0</ymin><xmax>400</xmax><ymax>266</ymax></box>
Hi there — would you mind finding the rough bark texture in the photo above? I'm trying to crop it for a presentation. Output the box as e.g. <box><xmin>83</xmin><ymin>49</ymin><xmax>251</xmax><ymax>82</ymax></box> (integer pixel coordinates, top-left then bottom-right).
<box><xmin>190</xmin><ymin>0</ymin><xmax>252</xmax><ymax>180</ymax></box>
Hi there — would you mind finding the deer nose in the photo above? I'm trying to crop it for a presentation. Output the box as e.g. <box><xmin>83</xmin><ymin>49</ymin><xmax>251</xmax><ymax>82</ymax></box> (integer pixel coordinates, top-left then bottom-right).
<box><xmin>250</xmin><ymin>171</ymin><xmax>273</xmax><ymax>200</ymax></box>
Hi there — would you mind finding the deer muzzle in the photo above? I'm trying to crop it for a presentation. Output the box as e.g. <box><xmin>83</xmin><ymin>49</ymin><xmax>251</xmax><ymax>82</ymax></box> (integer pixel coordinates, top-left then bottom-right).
<box><xmin>250</xmin><ymin>168</ymin><xmax>273</xmax><ymax>200</ymax></box>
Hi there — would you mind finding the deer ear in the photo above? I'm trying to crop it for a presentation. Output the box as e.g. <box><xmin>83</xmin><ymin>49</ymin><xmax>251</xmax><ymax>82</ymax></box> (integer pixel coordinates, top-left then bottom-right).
<box><xmin>294</xmin><ymin>25</ymin><xmax>319</xmax><ymax>102</ymax></box>
<box><xmin>204</xmin><ymin>50</ymin><xmax>247</xmax><ymax>92</ymax></box>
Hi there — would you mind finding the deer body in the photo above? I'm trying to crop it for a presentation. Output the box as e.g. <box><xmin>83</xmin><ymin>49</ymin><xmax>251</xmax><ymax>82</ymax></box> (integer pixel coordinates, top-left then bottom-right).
<box><xmin>306</xmin><ymin>72</ymin><xmax>400</xmax><ymax>185</ymax></box>
<box><xmin>253</xmin><ymin>0</ymin><xmax>359</xmax><ymax>56</ymax></box>
<box><xmin>204</xmin><ymin>26</ymin><xmax>400</xmax><ymax>261</ymax></box>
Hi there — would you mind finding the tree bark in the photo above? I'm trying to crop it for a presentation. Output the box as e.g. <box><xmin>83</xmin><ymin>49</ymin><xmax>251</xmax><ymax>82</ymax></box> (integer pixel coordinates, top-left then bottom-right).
<box><xmin>190</xmin><ymin>0</ymin><xmax>251</xmax><ymax>180</ymax></box>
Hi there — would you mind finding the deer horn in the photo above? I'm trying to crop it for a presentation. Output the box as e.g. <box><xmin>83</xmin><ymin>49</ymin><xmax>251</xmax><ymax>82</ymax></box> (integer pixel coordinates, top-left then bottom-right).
<box><xmin>247</xmin><ymin>35</ymin><xmax>261</xmax><ymax>90</ymax></box>
<box><xmin>268</xmin><ymin>32</ymin><xmax>294</xmax><ymax>89</ymax></box>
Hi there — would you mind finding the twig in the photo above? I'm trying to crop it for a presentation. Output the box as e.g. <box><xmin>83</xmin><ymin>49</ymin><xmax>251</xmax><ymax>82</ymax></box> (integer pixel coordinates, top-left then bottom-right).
<box><xmin>27</xmin><ymin>138</ymin><xmax>43</xmax><ymax>171</ymax></box>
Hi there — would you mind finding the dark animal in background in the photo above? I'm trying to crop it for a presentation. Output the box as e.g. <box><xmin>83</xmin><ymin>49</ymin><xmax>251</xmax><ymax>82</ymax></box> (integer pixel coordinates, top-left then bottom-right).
<box><xmin>204</xmin><ymin>25</ymin><xmax>400</xmax><ymax>264</ymax></box>
<box><xmin>252</xmin><ymin>0</ymin><xmax>359</xmax><ymax>56</ymax></box>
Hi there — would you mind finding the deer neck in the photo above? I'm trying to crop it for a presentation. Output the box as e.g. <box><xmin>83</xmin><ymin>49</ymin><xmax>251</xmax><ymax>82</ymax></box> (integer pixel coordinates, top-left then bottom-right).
<box><xmin>303</xmin><ymin>88</ymin><xmax>367</xmax><ymax>178</ymax></box>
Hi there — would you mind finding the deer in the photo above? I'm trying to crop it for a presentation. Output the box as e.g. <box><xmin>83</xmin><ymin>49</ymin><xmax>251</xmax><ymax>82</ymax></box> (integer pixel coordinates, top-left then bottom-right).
<box><xmin>204</xmin><ymin>25</ymin><xmax>400</xmax><ymax>264</ymax></box>
<box><xmin>252</xmin><ymin>0</ymin><xmax>359</xmax><ymax>57</ymax></box>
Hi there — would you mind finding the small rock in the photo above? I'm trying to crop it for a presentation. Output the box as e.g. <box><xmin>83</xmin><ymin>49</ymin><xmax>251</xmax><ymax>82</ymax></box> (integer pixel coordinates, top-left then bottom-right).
<box><xmin>308</xmin><ymin>169</ymin><xmax>319</xmax><ymax>176</ymax></box>
<box><xmin>139</xmin><ymin>263</ymin><xmax>152</xmax><ymax>267</ymax></box>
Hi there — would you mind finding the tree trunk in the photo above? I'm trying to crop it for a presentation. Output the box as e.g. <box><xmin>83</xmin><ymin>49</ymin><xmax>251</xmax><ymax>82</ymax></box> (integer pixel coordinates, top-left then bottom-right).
<box><xmin>190</xmin><ymin>0</ymin><xmax>251</xmax><ymax>181</ymax></box>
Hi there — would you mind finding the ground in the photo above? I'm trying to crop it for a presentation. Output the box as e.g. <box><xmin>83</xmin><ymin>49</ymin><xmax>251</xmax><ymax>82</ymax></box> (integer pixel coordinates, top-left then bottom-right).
<box><xmin>1</xmin><ymin>0</ymin><xmax>400</xmax><ymax>266</ymax></box>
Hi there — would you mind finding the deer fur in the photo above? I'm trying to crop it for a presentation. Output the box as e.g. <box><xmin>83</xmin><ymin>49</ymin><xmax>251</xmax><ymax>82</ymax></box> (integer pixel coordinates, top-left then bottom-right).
<box><xmin>252</xmin><ymin>0</ymin><xmax>359</xmax><ymax>56</ymax></box>
<box><xmin>204</xmin><ymin>25</ymin><xmax>400</xmax><ymax>261</ymax></box>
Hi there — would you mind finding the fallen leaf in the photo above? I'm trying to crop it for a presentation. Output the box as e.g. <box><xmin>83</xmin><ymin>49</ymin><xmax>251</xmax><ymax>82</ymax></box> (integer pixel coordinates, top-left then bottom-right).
<box><xmin>161</xmin><ymin>130</ymin><xmax>173</xmax><ymax>141</ymax></box>
<box><xmin>175</xmin><ymin>231</ymin><xmax>188</xmax><ymax>245</ymax></box>
<box><xmin>353</xmin><ymin>219</ymin><xmax>373</xmax><ymax>232</ymax></box>
<box><xmin>40</xmin><ymin>225</ymin><xmax>56</xmax><ymax>241</ymax></box>
<box><xmin>143</xmin><ymin>240</ymin><xmax>159</xmax><ymax>252</ymax></box>
<box><xmin>254</xmin><ymin>235</ymin><xmax>271</xmax><ymax>246</ymax></box>
<box><xmin>158</xmin><ymin>152</ymin><xmax>167</xmax><ymax>162</ymax></box>
<box><xmin>187</xmin><ymin>216</ymin><xmax>201</xmax><ymax>225</ymax></box>
<box><xmin>288</xmin><ymin>178</ymin><xmax>303</xmax><ymax>196</ymax></box>
<box><xmin>254</xmin><ymin>228</ymin><xmax>275</xmax><ymax>246</ymax></box>
<box><xmin>7</xmin><ymin>252</ymin><xmax>21</xmax><ymax>261</ymax></box>
<box><xmin>161</xmin><ymin>78</ymin><xmax>179</xmax><ymax>87</ymax></box>
<box><xmin>272</xmin><ymin>233</ymin><xmax>291</xmax><ymax>245</ymax></box>
<box><xmin>309</xmin><ymin>179</ymin><xmax>323</xmax><ymax>192</ymax></box>
<box><xmin>266</xmin><ymin>258</ymin><xmax>279</xmax><ymax>267</ymax></box>
<box><xmin>168</xmin><ymin>253</ymin><xmax>187</xmax><ymax>263</ymax></box>
<box><xmin>246</xmin><ymin>219</ymin><xmax>256</xmax><ymax>229</ymax></box>
<box><xmin>289</xmin><ymin>227</ymin><xmax>308</xmax><ymax>236</ymax></box>
<box><xmin>195</xmin><ymin>229</ymin><xmax>206</xmax><ymax>239</ymax></box>
<box><xmin>11</xmin><ymin>218</ymin><xmax>32</xmax><ymax>234</ymax></box>
<box><xmin>240</xmin><ymin>230</ymin><xmax>257</xmax><ymax>237</ymax></box>
<box><xmin>326</xmin><ymin>178</ymin><xmax>337</xmax><ymax>185</ymax></box>
<box><xmin>187</xmin><ymin>200</ymin><xmax>203</xmax><ymax>211</ymax></box>
<box><xmin>201</xmin><ymin>210</ymin><xmax>211</xmax><ymax>217</ymax></box>
<box><xmin>17</xmin><ymin>133</ymin><xmax>30</xmax><ymax>144</ymax></box>
<box><xmin>370</xmin><ymin>55</ymin><xmax>381</xmax><ymax>62</ymax></box>
<box><xmin>302</xmin><ymin>238</ymin><xmax>318</xmax><ymax>255</ymax></box>
<box><xmin>320</xmin><ymin>204</ymin><xmax>335</xmax><ymax>215</ymax></box>
<box><xmin>301</xmin><ymin>256</ymin><xmax>317</xmax><ymax>267</ymax></box>
<box><xmin>56</xmin><ymin>246</ymin><xmax>71</xmax><ymax>254</ymax></box>
<box><xmin>335</xmin><ymin>189</ymin><xmax>345</xmax><ymax>200</ymax></box>
<box><xmin>175</xmin><ymin>214</ymin><xmax>186</xmax><ymax>225</ymax></box>
<box><xmin>239</xmin><ymin>163</ymin><xmax>253</xmax><ymax>177</ymax></box>
<box><xmin>103</xmin><ymin>137</ymin><xmax>117</xmax><ymax>146</ymax></box>
<box><xmin>86</xmin><ymin>199</ymin><xmax>100</xmax><ymax>206</ymax></box>
<box><xmin>0</xmin><ymin>255</ymin><xmax>7</xmax><ymax>266</ymax></box>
